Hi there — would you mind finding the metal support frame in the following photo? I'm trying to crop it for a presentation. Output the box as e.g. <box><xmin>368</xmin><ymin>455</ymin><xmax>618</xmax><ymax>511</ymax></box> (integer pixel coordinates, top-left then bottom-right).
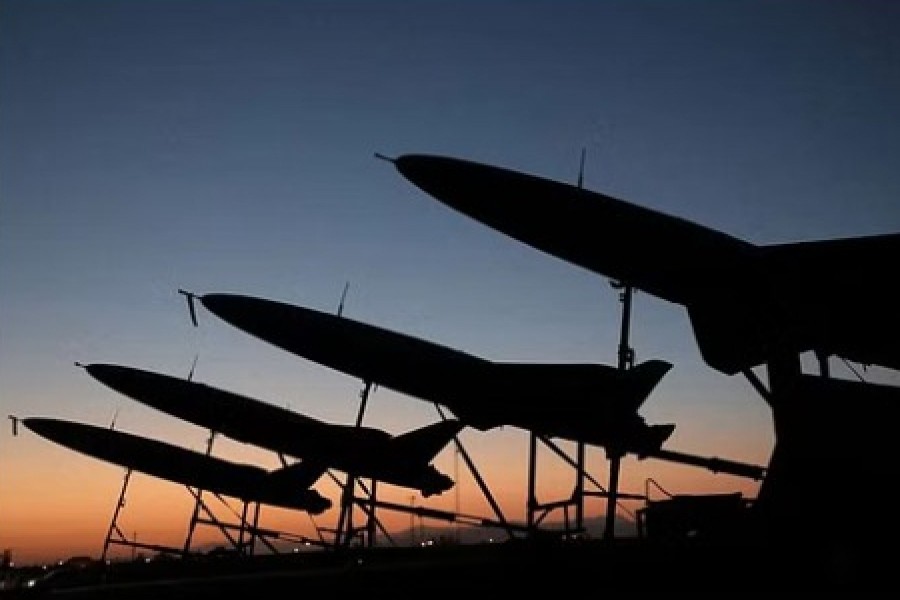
<box><xmin>334</xmin><ymin>381</ymin><xmax>375</xmax><ymax>548</ymax></box>
<box><xmin>605</xmin><ymin>282</ymin><xmax>634</xmax><ymax>540</ymax></box>
<box><xmin>525</xmin><ymin>433</ymin><xmax>640</xmax><ymax>539</ymax></box>
<box><xmin>101</xmin><ymin>468</ymin><xmax>136</xmax><ymax>562</ymax></box>
<box><xmin>522</xmin><ymin>280</ymin><xmax>640</xmax><ymax>541</ymax></box>
<box><xmin>434</xmin><ymin>404</ymin><xmax>517</xmax><ymax>540</ymax></box>
<box><xmin>352</xmin><ymin>496</ymin><xmax>534</xmax><ymax>536</ymax></box>
<box><xmin>100</xmin><ymin>465</ymin><xmax>327</xmax><ymax>561</ymax></box>
<box><xmin>334</xmin><ymin>380</ymin><xmax>520</xmax><ymax>548</ymax></box>
<box><xmin>97</xmin><ymin>423</ymin><xmax>328</xmax><ymax>562</ymax></box>
<box><xmin>182</xmin><ymin>429</ymin><xmax>218</xmax><ymax>553</ymax></box>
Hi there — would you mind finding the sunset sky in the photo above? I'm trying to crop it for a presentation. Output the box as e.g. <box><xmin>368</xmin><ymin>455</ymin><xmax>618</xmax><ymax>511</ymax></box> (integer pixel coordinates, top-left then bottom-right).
<box><xmin>2</xmin><ymin>0</ymin><xmax>899</xmax><ymax>567</ymax></box>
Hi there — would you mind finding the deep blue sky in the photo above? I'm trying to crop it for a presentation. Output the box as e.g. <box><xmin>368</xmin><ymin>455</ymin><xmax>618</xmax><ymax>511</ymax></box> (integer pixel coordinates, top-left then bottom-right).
<box><xmin>3</xmin><ymin>0</ymin><xmax>900</xmax><ymax>561</ymax></box>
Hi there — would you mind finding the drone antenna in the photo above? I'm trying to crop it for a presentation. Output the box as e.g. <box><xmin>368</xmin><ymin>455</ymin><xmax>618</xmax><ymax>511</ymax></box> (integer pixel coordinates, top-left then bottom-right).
<box><xmin>187</xmin><ymin>354</ymin><xmax>199</xmax><ymax>382</ymax></box>
<box><xmin>577</xmin><ymin>147</ymin><xmax>586</xmax><ymax>189</ymax></box>
<box><xmin>337</xmin><ymin>281</ymin><xmax>350</xmax><ymax>317</ymax></box>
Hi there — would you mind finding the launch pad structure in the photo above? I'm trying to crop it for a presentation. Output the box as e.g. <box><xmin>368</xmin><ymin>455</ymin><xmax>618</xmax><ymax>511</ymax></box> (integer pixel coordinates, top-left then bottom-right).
<box><xmin>37</xmin><ymin>264</ymin><xmax>768</xmax><ymax>566</ymax></box>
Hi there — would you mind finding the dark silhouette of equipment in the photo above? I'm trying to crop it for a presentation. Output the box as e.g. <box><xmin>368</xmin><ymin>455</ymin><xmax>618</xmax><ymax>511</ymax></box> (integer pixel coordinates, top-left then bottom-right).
<box><xmin>81</xmin><ymin>362</ymin><xmax>461</xmax><ymax>499</ymax></box>
<box><xmin>22</xmin><ymin>417</ymin><xmax>333</xmax><ymax>559</ymax></box>
<box><xmin>384</xmin><ymin>153</ymin><xmax>900</xmax><ymax>377</ymax></box>
<box><xmin>186</xmin><ymin>289</ymin><xmax>763</xmax><ymax>544</ymax></box>
<box><xmin>193</xmin><ymin>292</ymin><xmax>676</xmax><ymax>458</ymax></box>
<box><xmin>382</xmin><ymin>150</ymin><xmax>900</xmax><ymax>579</ymax></box>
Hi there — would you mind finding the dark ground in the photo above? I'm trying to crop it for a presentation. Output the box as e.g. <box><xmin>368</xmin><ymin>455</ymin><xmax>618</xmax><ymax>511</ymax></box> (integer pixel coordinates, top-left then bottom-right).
<box><xmin>1</xmin><ymin>536</ymin><xmax>890</xmax><ymax>599</ymax></box>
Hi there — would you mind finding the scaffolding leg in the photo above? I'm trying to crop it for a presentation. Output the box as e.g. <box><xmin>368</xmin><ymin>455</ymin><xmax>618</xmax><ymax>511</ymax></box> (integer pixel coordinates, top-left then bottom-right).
<box><xmin>434</xmin><ymin>404</ymin><xmax>516</xmax><ymax>539</ymax></box>
<box><xmin>366</xmin><ymin>479</ymin><xmax>377</xmax><ymax>547</ymax></box>
<box><xmin>335</xmin><ymin>471</ymin><xmax>357</xmax><ymax>547</ymax></box>
<box><xmin>183</xmin><ymin>488</ymin><xmax>205</xmax><ymax>556</ymax></box>
<box><xmin>102</xmin><ymin>469</ymin><xmax>133</xmax><ymax>562</ymax></box>
<box><xmin>184</xmin><ymin>429</ymin><xmax>218</xmax><ymax>556</ymax></box>
<box><xmin>575</xmin><ymin>441</ymin><xmax>585</xmax><ymax>533</ymax></box>
<box><xmin>604</xmin><ymin>453</ymin><xmax>622</xmax><ymax>540</ymax></box>
<box><xmin>527</xmin><ymin>431</ymin><xmax>537</xmax><ymax>537</ymax></box>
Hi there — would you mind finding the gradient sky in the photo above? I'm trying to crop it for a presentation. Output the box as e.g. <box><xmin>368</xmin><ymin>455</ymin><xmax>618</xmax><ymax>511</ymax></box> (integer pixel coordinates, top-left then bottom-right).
<box><xmin>2</xmin><ymin>0</ymin><xmax>899</xmax><ymax>566</ymax></box>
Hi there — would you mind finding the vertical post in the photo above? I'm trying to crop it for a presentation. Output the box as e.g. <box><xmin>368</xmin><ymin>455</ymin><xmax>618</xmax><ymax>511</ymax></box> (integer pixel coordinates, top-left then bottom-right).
<box><xmin>337</xmin><ymin>380</ymin><xmax>374</xmax><ymax>547</ymax></box>
<box><xmin>102</xmin><ymin>468</ymin><xmax>132</xmax><ymax>562</ymax></box>
<box><xmin>336</xmin><ymin>475</ymin><xmax>356</xmax><ymax>547</ymax></box>
<box><xmin>237</xmin><ymin>501</ymin><xmax>249</xmax><ymax>556</ymax></box>
<box><xmin>366</xmin><ymin>479</ymin><xmax>378</xmax><ymax>547</ymax></box>
<box><xmin>573</xmin><ymin>146</ymin><xmax>588</xmax><ymax>538</ymax></box>
<box><xmin>184</xmin><ymin>430</ymin><xmax>217</xmax><ymax>555</ymax></box>
<box><xmin>604</xmin><ymin>458</ymin><xmax>622</xmax><ymax>540</ymax></box>
<box><xmin>409</xmin><ymin>496</ymin><xmax>416</xmax><ymax>547</ymax></box>
<box><xmin>454</xmin><ymin>446</ymin><xmax>461</xmax><ymax>544</ymax></box>
<box><xmin>249</xmin><ymin>502</ymin><xmax>261</xmax><ymax>556</ymax></box>
<box><xmin>575</xmin><ymin>441</ymin><xmax>585</xmax><ymax>534</ymax></box>
<box><xmin>605</xmin><ymin>283</ymin><xmax>633</xmax><ymax>541</ymax></box>
<box><xmin>527</xmin><ymin>431</ymin><xmax>537</xmax><ymax>537</ymax></box>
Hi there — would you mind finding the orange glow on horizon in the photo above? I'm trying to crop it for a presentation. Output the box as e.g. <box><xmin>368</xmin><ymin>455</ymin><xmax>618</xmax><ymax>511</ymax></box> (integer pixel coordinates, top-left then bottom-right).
<box><xmin>2</xmin><ymin>431</ymin><xmax>765</xmax><ymax>566</ymax></box>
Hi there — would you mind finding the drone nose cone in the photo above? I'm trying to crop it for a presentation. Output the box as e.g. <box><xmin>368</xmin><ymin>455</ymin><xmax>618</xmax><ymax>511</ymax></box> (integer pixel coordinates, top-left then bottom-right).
<box><xmin>393</xmin><ymin>154</ymin><xmax>453</xmax><ymax>188</ymax></box>
<box><xmin>22</xmin><ymin>418</ymin><xmax>80</xmax><ymax>448</ymax></box>
<box><xmin>82</xmin><ymin>363</ymin><xmax>121</xmax><ymax>386</ymax></box>
<box><xmin>81</xmin><ymin>363</ymin><xmax>161</xmax><ymax>402</ymax></box>
<box><xmin>199</xmin><ymin>294</ymin><xmax>260</xmax><ymax>333</ymax></box>
<box><xmin>22</xmin><ymin>417</ymin><xmax>53</xmax><ymax>437</ymax></box>
<box><xmin>200</xmin><ymin>293</ymin><xmax>283</xmax><ymax>330</ymax></box>
<box><xmin>198</xmin><ymin>293</ymin><xmax>238</xmax><ymax>317</ymax></box>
